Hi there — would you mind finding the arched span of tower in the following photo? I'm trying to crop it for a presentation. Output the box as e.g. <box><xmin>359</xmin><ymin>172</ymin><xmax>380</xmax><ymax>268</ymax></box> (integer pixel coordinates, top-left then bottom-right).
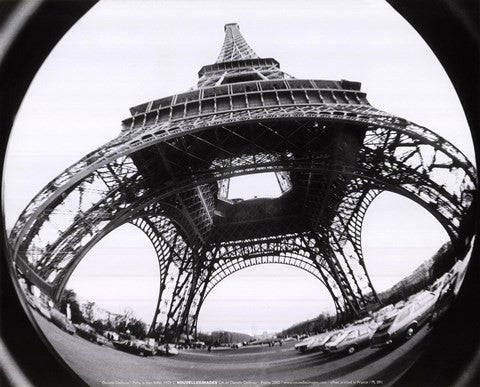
<box><xmin>187</xmin><ymin>256</ymin><xmax>341</xmax><ymax>338</ymax></box>
<box><xmin>9</xmin><ymin>23</ymin><xmax>477</xmax><ymax>341</ymax></box>
<box><xmin>158</xmin><ymin>232</ymin><xmax>354</xmax><ymax>339</ymax></box>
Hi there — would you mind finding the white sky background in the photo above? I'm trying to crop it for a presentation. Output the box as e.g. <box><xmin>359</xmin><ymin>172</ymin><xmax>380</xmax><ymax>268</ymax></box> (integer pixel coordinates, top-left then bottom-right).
<box><xmin>3</xmin><ymin>0</ymin><xmax>475</xmax><ymax>334</ymax></box>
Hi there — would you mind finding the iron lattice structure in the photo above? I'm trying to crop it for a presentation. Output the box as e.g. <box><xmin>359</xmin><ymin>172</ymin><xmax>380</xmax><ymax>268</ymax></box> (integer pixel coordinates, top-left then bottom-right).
<box><xmin>10</xmin><ymin>23</ymin><xmax>477</xmax><ymax>339</ymax></box>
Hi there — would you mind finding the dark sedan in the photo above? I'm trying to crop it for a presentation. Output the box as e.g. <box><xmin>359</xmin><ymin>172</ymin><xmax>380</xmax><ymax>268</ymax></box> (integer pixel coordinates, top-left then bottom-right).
<box><xmin>113</xmin><ymin>340</ymin><xmax>157</xmax><ymax>357</ymax></box>
<box><xmin>370</xmin><ymin>291</ymin><xmax>437</xmax><ymax>348</ymax></box>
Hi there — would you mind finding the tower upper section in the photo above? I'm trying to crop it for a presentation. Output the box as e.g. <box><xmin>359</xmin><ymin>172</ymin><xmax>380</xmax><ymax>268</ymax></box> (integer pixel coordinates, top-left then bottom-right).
<box><xmin>216</xmin><ymin>23</ymin><xmax>259</xmax><ymax>62</ymax></box>
<box><xmin>197</xmin><ymin>23</ymin><xmax>289</xmax><ymax>88</ymax></box>
<box><xmin>124</xmin><ymin>23</ymin><xmax>368</xmax><ymax>128</ymax></box>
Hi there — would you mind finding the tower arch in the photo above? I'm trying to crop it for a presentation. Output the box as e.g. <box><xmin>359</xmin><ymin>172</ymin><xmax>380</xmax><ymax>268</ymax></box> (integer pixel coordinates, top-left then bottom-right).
<box><xmin>194</xmin><ymin>261</ymin><xmax>339</xmax><ymax>338</ymax></box>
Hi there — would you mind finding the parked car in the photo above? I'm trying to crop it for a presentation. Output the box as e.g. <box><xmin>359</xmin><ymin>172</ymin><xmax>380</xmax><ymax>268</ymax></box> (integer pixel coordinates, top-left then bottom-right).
<box><xmin>295</xmin><ymin>335</ymin><xmax>316</xmax><ymax>353</ymax></box>
<box><xmin>113</xmin><ymin>339</ymin><xmax>157</xmax><ymax>356</ymax></box>
<box><xmin>33</xmin><ymin>296</ymin><xmax>51</xmax><ymax>320</ymax></box>
<box><xmin>24</xmin><ymin>290</ymin><xmax>37</xmax><ymax>310</ymax></box>
<box><xmin>324</xmin><ymin>325</ymin><xmax>372</xmax><ymax>355</ymax></box>
<box><xmin>370</xmin><ymin>291</ymin><xmax>437</xmax><ymax>348</ymax></box>
<box><xmin>295</xmin><ymin>332</ymin><xmax>334</xmax><ymax>353</ymax></box>
<box><xmin>366</xmin><ymin>316</ymin><xmax>384</xmax><ymax>331</ymax></box>
<box><xmin>191</xmin><ymin>341</ymin><xmax>205</xmax><ymax>349</ymax></box>
<box><xmin>50</xmin><ymin>308</ymin><xmax>76</xmax><ymax>335</ymax></box>
<box><xmin>450</xmin><ymin>257</ymin><xmax>470</xmax><ymax>296</ymax></box>
<box><xmin>75</xmin><ymin>323</ymin><xmax>98</xmax><ymax>342</ymax></box>
<box><xmin>95</xmin><ymin>334</ymin><xmax>108</xmax><ymax>346</ymax></box>
<box><xmin>157</xmin><ymin>343</ymin><xmax>179</xmax><ymax>356</ymax></box>
<box><xmin>373</xmin><ymin>304</ymin><xmax>395</xmax><ymax>319</ymax></box>
<box><xmin>429</xmin><ymin>274</ymin><xmax>458</xmax><ymax>326</ymax></box>
<box><xmin>393</xmin><ymin>300</ymin><xmax>407</xmax><ymax>310</ymax></box>
<box><xmin>370</xmin><ymin>304</ymin><xmax>400</xmax><ymax>326</ymax></box>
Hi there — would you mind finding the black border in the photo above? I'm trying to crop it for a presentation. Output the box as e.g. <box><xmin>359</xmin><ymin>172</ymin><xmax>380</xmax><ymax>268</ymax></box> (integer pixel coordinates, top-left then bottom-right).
<box><xmin>0</xmin><ymin>1</ymin><xmax>479</xmax><ymax>386</ymax></box>
<box><xmin>0</xmin><ymin>2</ymin><xmax>96</xmax><ymax>386</ymax></box>
<box><xmin>384</xmin><ymin>0</ymin><xmax>480</xmax><ymax>384</ymax></box>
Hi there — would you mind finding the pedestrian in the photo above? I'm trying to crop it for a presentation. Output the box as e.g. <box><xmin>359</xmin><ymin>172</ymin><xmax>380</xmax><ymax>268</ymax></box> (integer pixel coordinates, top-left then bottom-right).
<box><xmin>208</xmin><ymin>345</ymin><xmax>212</xmax><ymax>353</ymax></box>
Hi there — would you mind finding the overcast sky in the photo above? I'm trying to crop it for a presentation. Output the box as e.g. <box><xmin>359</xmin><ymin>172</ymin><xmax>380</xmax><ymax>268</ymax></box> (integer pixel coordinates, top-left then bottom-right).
<box><xmin>3</xmin><ymin>0</ymin><xmax>474</xmax><ymax>334</ymax></box>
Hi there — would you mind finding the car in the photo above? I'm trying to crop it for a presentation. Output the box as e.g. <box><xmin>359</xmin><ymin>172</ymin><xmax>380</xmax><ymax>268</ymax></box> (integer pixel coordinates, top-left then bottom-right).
<box><xmin>33</xmin><ymin>296</ymin><xmax>51</xmax><ymax>320</ymax></box>
<box><xmin>50</xmin><ymin>308</ymin><xmax>76</xmax><ymax>335</ymax></box>
<box><xmin>370</xmin><ymin>291</ymin><xmax>438</xmax><ymax>348</ymax></box>
<box><xmin>95</xmin><ymin>334</ymin><xmax>108</xmax><ymax>346</ymax></box>
<box><xmin>295</xmin><ymin>335</ymin><xmax>316</xmax><ymax>353</ymax></box>
<box><xmin>157</xmin><ymin>344</ymin><xmax>180</xmax><ymax>356</ymax></box>
<box><xmin>294</xmin><ymin>332</ymin><xmax>333</xmax><ymax>353</ymax></box>
<box><xmin>429</xmin><ymin>273</ymin><xmax>451</xmax><ymax>293</ymax></box>
<box><xmin>450</xmin><ymin>257</ymin><xmax>470</xmax><ymax>296</ymax></box>
<box><xmin>113</xmin><ymin>339</ymin><xmax>157</xmax><ymax>356</ymax></box>
<box><xmin>366</xmin><ymin>315</ymin><xmax>385</xmax><ymax>331</ymax></box>
<box><xmin>373</xmin><ymin>304</ymin><xmax>395</xmax><ymax>318</ymax></box>
<box><xmin>24</xmin><ymin>291</ymin><xmax>37</xmax><ymax>310</ymax></box>
<box><xmin>429</xmin><ymin>273</ymin><xmax>459</xmax><ymax>326</ymax></box>
<box><xmin>371</xmin><ymin>304</ymin><xmax>398</xmax><ymax>325</ymax></box>
<box><xmin>191</xmin><ymin>341</ymin><xmax>205</xmax><ymax>349</ymax></box>
<box><xmin>75</xmin><ymin>323</ymin><xmax>98</xmax><ymax>342</ymax></box>
<box><xmin>324</xmin><ymin>325</ymin><xmax>372</xmax><ymax>355</ymax></box>
<box><xmin>306</xmin><ymin>331</ymin><xmax>339</xmax><ymax>353</ymax></box>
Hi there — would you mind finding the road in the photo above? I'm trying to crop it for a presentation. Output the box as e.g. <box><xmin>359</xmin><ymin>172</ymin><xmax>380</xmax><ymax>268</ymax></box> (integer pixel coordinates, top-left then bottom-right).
<box><xmin>31</xmin><ymin>311</ymin><xmax>431</xmax><ymax>386</ymax></box>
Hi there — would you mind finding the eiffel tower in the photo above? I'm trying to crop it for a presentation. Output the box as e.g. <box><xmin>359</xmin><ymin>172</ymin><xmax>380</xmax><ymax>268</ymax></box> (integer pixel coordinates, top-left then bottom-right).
<box><xmin>10</xmin><ymin>23</ymin><xmax>476</xmax><ymax>340</ymax></box>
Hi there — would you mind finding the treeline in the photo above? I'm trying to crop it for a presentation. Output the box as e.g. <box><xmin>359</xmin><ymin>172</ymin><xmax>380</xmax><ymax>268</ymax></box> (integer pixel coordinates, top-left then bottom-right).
<box><xmin>377</xmin><ymin>242</ymin><xmax>455</xmax><ymax>305</ymax></box>
<box><xmin>278</xmin><ymin>312</ymin><xmax>336</xmax><ymax>337</ymax></box>
<box><xmin>59</xmin><ymin>289</ymin><xmax>148</xmax><ymax>339</ymax></box>
<box><xmin>197</xmin><ymin>330</ymin><xmax>253</xmax><ymax>346</ymax></box>
<box><xmin>278</xmin><ymin>242</ymin><xmax>455</xmax><ymax>336</ymax></box>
